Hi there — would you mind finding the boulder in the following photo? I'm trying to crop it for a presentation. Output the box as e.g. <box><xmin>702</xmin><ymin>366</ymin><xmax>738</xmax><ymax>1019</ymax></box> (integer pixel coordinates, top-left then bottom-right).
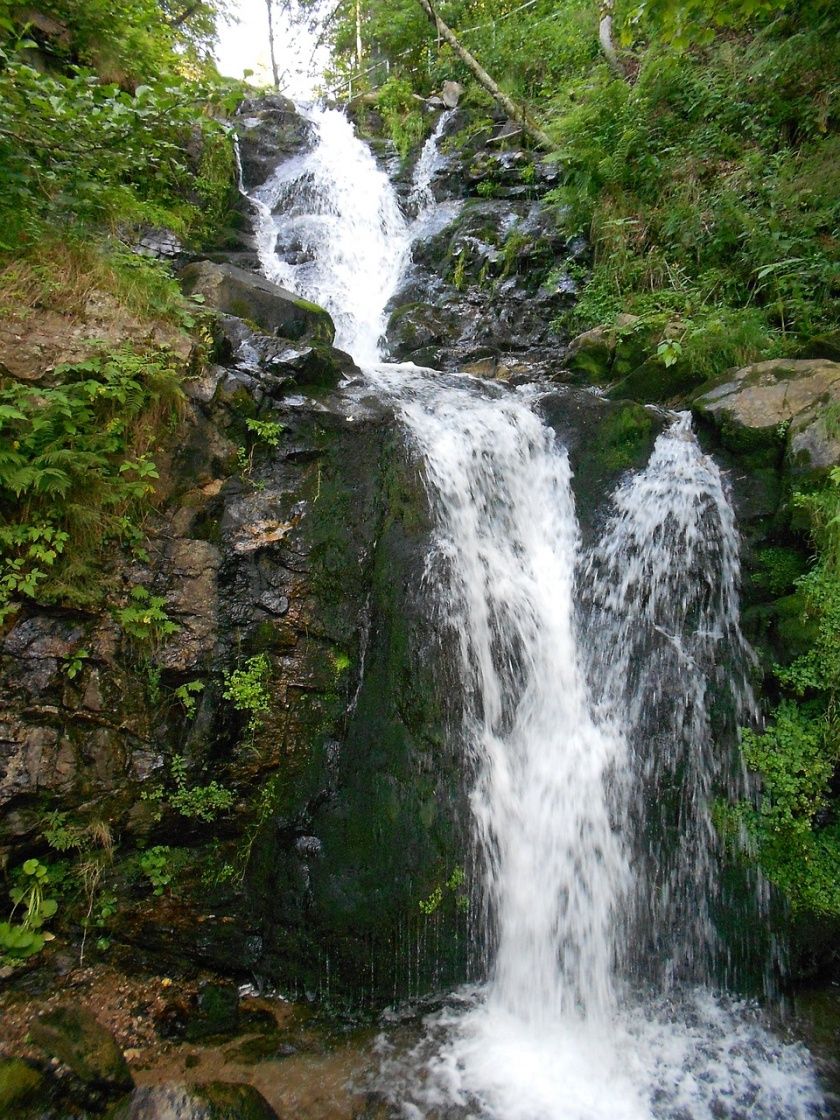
<box><xmin>566</xmin><ymin>326</ymin><xmax>614</xmax><ymax>382</ymax></box>
<box><xmin>179</xmin><ymin>261</ymin><xmax>334</xmax><ymax>345</ymax></box>
<box><xmin>441</xmin><ymin>81</ymin><xmax>464</xmax><ymax>109</ymax></box>
<box><xmin>184</xmin><ymin>982</ymin><xmax>240</xmax><ymax>1041</ymax></box>
<box><xmin>692</xmin><ymin>358</ymin><xmax>840</xmax><ymax>469</ymax></box>
<box><xmin>112</xmin><ymin>1082</ymin><xmax>279</xmax><ymax>1120</ymax></box>
<box><xmin>213</xmin><ymin>314</ymin><xmax>355</xmax><ymax>390</ymax></box>
<box><xmin>30</xmin><ymin>1005</ymin><xmax>133</xmax><ymax>1093</ymax></box>
<box><xmin>385</xmin><ymin>302</ymin><xmax>459</xmax><ymax>363</ymax></box>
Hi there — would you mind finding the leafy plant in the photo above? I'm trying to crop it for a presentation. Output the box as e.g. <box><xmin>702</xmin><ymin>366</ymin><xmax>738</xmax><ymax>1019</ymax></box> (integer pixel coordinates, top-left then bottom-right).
<box><xmin>114</xmin><ymin>585</ymin><xmax>178</xmax><ymax>644</ymax></box>
<box><xmin>222</xmin><ymin>654</ymin><xmax>272</xmax><ymax>734</ymax></box>
<box><xmin>0</xmin><ymin>345</ymin><xmax>183</xmax><ymax>619</ymax></box>
<box><xmin>139</xmin><ymin>846</ymin><xmax>174</xmax><ymax>896</ymax></box>
<box><xmin>42</xmin><ymin>812</ymin><xmax>114</xmax><ymax>963</ymax></box>
<box><xmin>142</xmin><ymin>753</ymin><xmax>233</xmax><ymax>824</ymax></box>
<box><xmin>63</xmin><ymin>647</ymin><xmax>90</xmax><ymax>680</ymax></box>
<box><xmin>0</xmin><ymin>859</ymin><xmax>58</xmax><ymax>964</ymax></box>
<box><xmin>418</xmin><ymin>866</ymin><xmax>468</xmax><ymax>916</ymax></box>
<box><xmin>175</xmin><ymin>679</ymin><xmax>205</xmax><ymax>718</ymax></box>
<box><xmin>236</xmin><ymin>417</ymin><xmax>284</xmax><ymax>480</ymax></box>
<box><xmin>376</xmin><ymin>77</ymin><xmax>427</xmax><ymax>160</ymax></box>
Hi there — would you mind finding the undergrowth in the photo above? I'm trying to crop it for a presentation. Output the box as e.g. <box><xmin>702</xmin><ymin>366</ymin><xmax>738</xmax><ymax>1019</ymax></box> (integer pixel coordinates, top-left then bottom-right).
<box><xmin>0</xmin><ymin>344</ymin><xmax>184</xmax><ymax>619</ymax></box>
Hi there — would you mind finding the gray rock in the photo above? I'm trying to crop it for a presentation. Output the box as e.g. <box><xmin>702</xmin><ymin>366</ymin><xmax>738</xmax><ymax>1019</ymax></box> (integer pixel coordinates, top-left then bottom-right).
<box><xmin>441</xmin><ymin>80</ymin><xmax>464</xmax><ymax>109</ymax></box>
<box><xmin>236</xmin><ymin>94</ymin><xmax>315</xmax><ymax>191</ymax></box>
<box><xmin>133</xmin><ymin>227</ymin><xmax>184</xmax><ymax>260</ymax></box>
<box><xmin>692</xmin><ymin>358</ymin><xmax>840</xmax><ymax>469</ymax></box>
<box><xmin>179</xmin><ymin>261</ymin><xmax>335</xmax><ymax>345</ymax></box>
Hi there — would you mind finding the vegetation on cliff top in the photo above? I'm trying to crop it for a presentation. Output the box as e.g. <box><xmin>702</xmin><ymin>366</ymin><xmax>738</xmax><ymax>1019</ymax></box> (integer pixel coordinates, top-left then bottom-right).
<box><xmin>0</xmin><ymin>0</ymin><xmax>244</xmax><ymax>620</ymax></box>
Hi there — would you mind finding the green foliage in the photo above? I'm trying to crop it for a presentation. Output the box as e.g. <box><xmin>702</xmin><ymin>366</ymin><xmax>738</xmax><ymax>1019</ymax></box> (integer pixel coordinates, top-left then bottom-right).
<box><xmin>42</xmin><ymin>811</ymin><xmax>115</xmax><ymax>962</ymax></box>
<box><xmin>546</xmin><ymin>18</ymin><xmax>839</xmax><ymax>359</ymax></box>
<box><xmin>376</xmin><ymin>77</ymin><xmax>427</xmax><ymax>160</ymax></box>
<box><xmin>114</xmin><ymin>585</ymin><xmax>178</xmax><ymax>644</ymax></box>
<box><xmin>418</xmin><ymin>866</ymin><xmax>468</xmax><ymax>915</ymax></box>
<box><xmin>0</xmin><ymin>345</ymin><xmax>182</xmax><ymax>619</ymax></box>
<box><xmin>622</xmin><ymin>0</ymin><xmax>834</xmax><ymax>48</ymax></box>
<box><xmin>749</xmin><ymin>546</ymin><xmax>806</xmax><ymax>597</ymax></box>
<box><xmin>0</xmin><ymin>2</ymin><xmax>242</xmax><ymax>253</ymax></box>
<box><xmin>733</xmin><ymin>469</ymin><xmax>840</xmax><ymax>917</ymax></box>
<box><xmin>63</xmin><ymin>647</ymin><xmax>90</xmax><ymax>680</ymax></box>
<box><xmin>175</xmin><ymin>679</ymin><xmax>205</xmax><ymax>718</ymax></box>
<box><xmin>1</xmin><ymin>859</ymin><xmax>58</xmax><ymax>964</ymax></box>
<box><xmin>139</xmin><ymin>845</ymin><xmax>174</xmax><ymax>895</ymax></box>
<box><xmin>245</xmin><ymin>418</ymin><xmax>284</xmax><ymax>448</ymax></box>
<box><xmin>236</xmin><ymin>417</ymin><xmax>285</xmax><ymax>481</ymax></box>
<box><xmin>222</xmin><ymin>654</ymin><xmax>272</xmax><ymax>734</ymax></box>
<box><xmin>142</xmin><ymin>753</ymin><xmax>234</xmax><ymax>823</ymax></box>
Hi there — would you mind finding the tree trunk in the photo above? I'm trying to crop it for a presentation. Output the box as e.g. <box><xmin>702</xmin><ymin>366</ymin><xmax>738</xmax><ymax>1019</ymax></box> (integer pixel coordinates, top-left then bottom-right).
<box><xmin>598</xmin><ymin>0</ymin><xmax>626</xmax><ymax>79</ymax></box>
<box><xmin>266</xmin><ymin>0</ymin><xmax>281</xmax><ymax>89</ymax></box>
<box><xmin>414</xmin><ymin>0</ymin><xmax>552</xmax><ymax>151</ymax></box>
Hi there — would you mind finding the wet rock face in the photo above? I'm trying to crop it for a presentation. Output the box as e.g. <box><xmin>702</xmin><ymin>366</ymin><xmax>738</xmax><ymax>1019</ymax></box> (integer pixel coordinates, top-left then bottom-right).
<box><xmin>0</xmin><ymin>287</ymin><xmax>468</xmax><ymax>1005</ymax></box>
<box><xmin>236</xmin><ymin>94</ymin><xmax>315</xmax><ymax>192</ymax></box>
<box><xmin>382</xmin><ymin>114</ymin><xmax>576</xmax><ymax>372</ymax></box>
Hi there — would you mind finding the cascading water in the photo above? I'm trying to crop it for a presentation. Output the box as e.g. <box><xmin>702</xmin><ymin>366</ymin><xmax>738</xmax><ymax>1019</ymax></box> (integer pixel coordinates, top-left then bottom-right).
<box><xmin>582</xmin><ymin>414</ymin><xmax>764</xmax><ymax>990</ymax></box>
<box><xmin>249</xmin><ymin>107</ymin><xmax>409</xmax><ymax>363</ymax></box>
<box><xmin>241</xmin><ymin>103</ymin><xmax>831</xmax><ymax>1118</ymax></box>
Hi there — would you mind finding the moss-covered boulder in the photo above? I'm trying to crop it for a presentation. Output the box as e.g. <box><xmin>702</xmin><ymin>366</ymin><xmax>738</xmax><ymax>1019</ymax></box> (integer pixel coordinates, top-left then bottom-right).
<box><xmin>30</xmin><ymin>1005</ymin><xmax>133</xmax><ymax>1093</ymax></box>
<box><xmin>179</xmin><ymin>261</ymin><xmax>334</xmax><ymax>345</ymax></box>
<box><xmin>566</xmin><ymin>326</ymin><xmax>614</xmax><ymax>382</ymax></box>
<box><xmin>692</xmin><ymin>358</ymin><xmax>840</xmax><ymax>471</ymax></box>
<box><xmin>566</xmin><ymin>316</ymin><xmax>654</xmax><ymax>387</ymax></box>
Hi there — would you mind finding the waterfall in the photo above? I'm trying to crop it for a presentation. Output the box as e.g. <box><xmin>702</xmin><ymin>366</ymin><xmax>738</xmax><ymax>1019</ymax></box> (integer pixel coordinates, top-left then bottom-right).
<box><xmin>250</xmin><ymin>107</ymin><xmax>410</xmax><ymax>364</ymax></box>
<box><xmin>240</xmin><ymin>105</ymin><xmax>829</xmax><ymax>1119</ymax></box>
<box><xmin>582</xmin><ymin>413</ymin><xmax>761</xmax><ymax>989</ymax></box>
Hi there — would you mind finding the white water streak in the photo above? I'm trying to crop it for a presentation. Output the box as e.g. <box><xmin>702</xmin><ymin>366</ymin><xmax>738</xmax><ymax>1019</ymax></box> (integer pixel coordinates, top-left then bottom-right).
<box><xmin>252</xmin><ymin>108</ymin><xmax>410</xmax><ymax>363</ymax></box>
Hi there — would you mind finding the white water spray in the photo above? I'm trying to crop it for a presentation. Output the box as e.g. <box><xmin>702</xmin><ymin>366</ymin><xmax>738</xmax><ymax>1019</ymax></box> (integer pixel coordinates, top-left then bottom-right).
<box><xmin>250</xmin><ymin>107</ymin><xmax>410</xmax><ymax>363</ymax></box>
<box><xmin>240</xmin><ymin>105</ymin><xmax>830</xmax><ymax>1119</ymax></box>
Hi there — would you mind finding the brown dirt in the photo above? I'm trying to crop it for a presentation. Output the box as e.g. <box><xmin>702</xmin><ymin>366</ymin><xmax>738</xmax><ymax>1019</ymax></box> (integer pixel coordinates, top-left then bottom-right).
<box><xmin>0</xmin><ymin>291</ymin><xmax>192</xmax><ymax>383</ymax></box>
<box><xmin>0</xmin><ymin>960</ymin><xmax>378</xmax><ymax>1119</ymax></box>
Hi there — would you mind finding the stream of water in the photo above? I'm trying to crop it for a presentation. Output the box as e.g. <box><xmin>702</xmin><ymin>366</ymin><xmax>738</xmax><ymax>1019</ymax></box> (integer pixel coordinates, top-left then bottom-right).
<box><xmin>244</xmin><ymin>106</ymin><xmax>832</xmax><ymax>1119</ymax></box>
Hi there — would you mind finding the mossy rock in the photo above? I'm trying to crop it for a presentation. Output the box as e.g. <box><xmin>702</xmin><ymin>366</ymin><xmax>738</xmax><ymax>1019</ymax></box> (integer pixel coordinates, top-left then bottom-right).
<box><xmin>111</xmin><ymin>1081</ymin><xmax>278</xmax><ymax>1120</ymax></box>
<box><xmin>179</xmin><ymin>260</ymin><xmax>334</xmax><ymax>345</ymax></box>
<box><xmin>609</xmin><ymin>355</ymin><xmax>707</xmax><ymax>405</ymax></box>
<box><xmin>0</xmin><ymin>1059</ymin><xmax>44</xmax><ymax>1113</ymax></box>
<box><xmin>30</xmin><ymin>1005</ymin><xmax>133</xmax><ymax>1093</ymax></box>
<box><xmin>692</xmin><ymin>359</ymin><xmax>840</xmax><ymax>469</ymax></box>
<box><xmin>565</xmin><ymin>326</ymin><xmax>614</xmax><ymax>383</ymax></box>
<box><xmin>184</xmin><ymin>983</ymin><xmax>240</xmax><ymax>1041</ymax></box>
<box><xmin>593</xmin><ymin>402</ymin><xmax>654</xmax><ymax>471</ymax></box>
